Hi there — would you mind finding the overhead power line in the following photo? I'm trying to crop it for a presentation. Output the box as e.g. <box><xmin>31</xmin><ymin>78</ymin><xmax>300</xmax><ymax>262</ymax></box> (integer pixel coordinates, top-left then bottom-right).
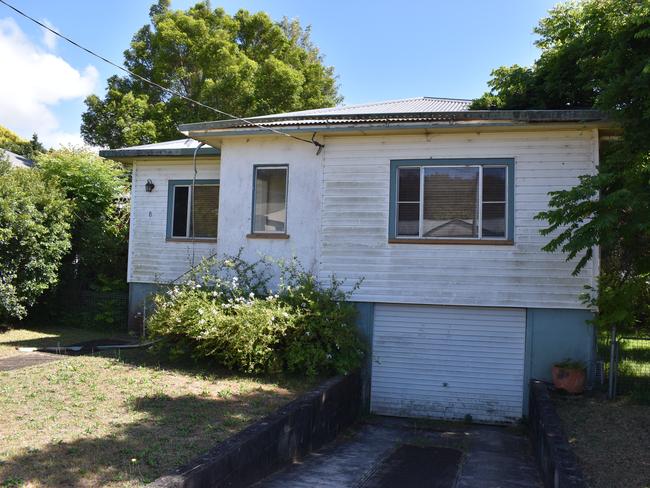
<box><xmin>0</xmin><ymin>0</ymin><xmax>323</xmax><ymax>150</ymax></box>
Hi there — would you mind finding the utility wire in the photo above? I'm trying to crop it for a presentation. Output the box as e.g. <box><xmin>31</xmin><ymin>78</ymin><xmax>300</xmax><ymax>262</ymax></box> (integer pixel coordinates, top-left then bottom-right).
<box><xmin>0</xmin><ymin>0</ymin><xmax>324</xmax><ymax>150</ymax></box>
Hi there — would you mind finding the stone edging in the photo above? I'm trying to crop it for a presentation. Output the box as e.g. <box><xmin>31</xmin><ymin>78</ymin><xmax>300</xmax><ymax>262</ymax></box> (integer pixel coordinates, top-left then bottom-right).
<box><xmin>529</xmin><ymin>380</ymin><xmax>587</xmax><ymax>488</ymax></box>
<box><xmin>149</xmin><ymin>372</ymin><xmax>361</xmax><ymax>488</ymax></box>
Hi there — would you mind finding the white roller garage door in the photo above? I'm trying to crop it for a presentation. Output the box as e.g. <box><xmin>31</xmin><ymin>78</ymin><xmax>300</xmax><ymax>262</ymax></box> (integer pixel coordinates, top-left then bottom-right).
<box><xmin>371</xmin><ymin>304</ymin><xmax>526</xmax><ymax>423</ymax></box>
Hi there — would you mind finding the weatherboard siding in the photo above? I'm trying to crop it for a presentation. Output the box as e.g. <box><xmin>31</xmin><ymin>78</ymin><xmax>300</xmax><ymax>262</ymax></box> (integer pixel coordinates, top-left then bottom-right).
<box><xmin>319</xmin><ymin>130</ymin><xmax>598</xmax><ymax>309</ymax></box>
<box><xmin>128</xmin><ymin>159</ymin><xmax>220</xmax><ymax>283</ymax></box>
<box><xmin>215</xmin><ymin>136</ymin><xmax>323</xmax><ymax>274</ymax></box>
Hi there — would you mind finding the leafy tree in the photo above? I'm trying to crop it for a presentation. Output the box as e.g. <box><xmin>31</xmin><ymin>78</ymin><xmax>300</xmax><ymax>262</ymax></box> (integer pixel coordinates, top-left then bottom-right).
<box><xmin>36</xmin><ymin>149</ymin><xmax>129</xmax><ymax>286</ymax></box>
<box><xmin>0</xmin><ymin>126</ymin><xmax>45</xmax><ymax>159</ymax></box>
<box><xmin>25</xmin><ymin>134</ymin><xmax>46</xmax><ymax>159</ymax></box>
<box><xmin>472</xmin><ymin>0</ymin><xmax>650</xmax><ymax>332</ymax></box>
<box><xmin>0</xmin><ymin>167</ymin><xmax>71</xmax><ymax>320</ymax></box>
<box><xmin>82</xmin><ymin>1</ymin><xmax>342</xmax><ymax>148</ymax></box>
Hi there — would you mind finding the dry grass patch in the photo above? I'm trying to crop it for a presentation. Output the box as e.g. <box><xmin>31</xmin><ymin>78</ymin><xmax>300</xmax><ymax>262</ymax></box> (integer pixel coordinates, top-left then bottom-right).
<box><xmin>0</xmin><ymin>327</ymin><xmax>313</xmax><ymax>487</ymax></box>
<box><xmin>555</xmin><ymin>396</ymin><xmax>650</xmax><ymax>488</ymax></box>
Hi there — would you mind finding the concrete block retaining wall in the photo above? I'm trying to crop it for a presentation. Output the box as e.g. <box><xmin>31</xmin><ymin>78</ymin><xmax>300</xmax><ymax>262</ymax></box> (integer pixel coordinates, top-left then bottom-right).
<box><xmin>149</xmin><ymin>372</ymin><xmax>361</xmax><ymax>488</ymax></box>
<box><xmin>529</xmin><ymin>380</ymin><xmax>587</xmax><ymax>488</ymax></box>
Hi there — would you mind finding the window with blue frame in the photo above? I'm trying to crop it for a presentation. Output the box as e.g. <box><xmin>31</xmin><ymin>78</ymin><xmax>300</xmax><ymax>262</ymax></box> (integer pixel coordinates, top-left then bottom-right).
<box><xmin>167</xmin><ymin>180</ymin><xmax>219</xmax><ymax>239</ymax></box>
<box><xmin>390</xmin><ymin>159</ymin><xmax>514</xmax><ymax>241</ymax></box>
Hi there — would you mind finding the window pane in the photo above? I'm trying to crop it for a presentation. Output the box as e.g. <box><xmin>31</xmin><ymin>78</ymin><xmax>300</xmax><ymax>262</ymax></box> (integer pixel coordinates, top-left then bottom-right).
<box><xmin>397</xmin><ymin>203</ymin><xmax>419</xmax><ymax>236</ymax></box>
<box><xmin>172</xmin><ymin>186</ymin><xmax>189</xmax><ymax>237</ymax></box>
<box><xmin>482</xmin><ymin>203</ymin><xmax>506</xmax><ymax>237</ymax></box>
<box><xmin>191</xmin><ymin>185</ymin><xmax>219</xmax><ymax>238</ymax></box>
<box><xmin>483</xmin><ymin>167</ymin><xmax>506</xmax><ymax>202</ymax></box>
<box><xmin>422</xmin><ymin>167</ymin><xmax>479</xmax><ymax>238</ymax></box>
<box><xmin>254</xmin><ymin>168</ymin><xmax>287</xmax><ymax>233</ymax></box>
<box><xmin>398</xmin><ymin>167</ymin><xmax>420</xmax><ymax>201</ymax></box>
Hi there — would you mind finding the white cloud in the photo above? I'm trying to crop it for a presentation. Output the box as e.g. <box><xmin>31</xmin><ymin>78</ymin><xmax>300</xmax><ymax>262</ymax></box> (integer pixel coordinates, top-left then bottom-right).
<box><xmin>41</xmin><ymin>18</ymin><xmax>57</xmax><ymax>50</ymax></box>
<box><xmin>0</xmin><ymin>17</ymin><xmax>98</xmax><ymax>149</ymax></box>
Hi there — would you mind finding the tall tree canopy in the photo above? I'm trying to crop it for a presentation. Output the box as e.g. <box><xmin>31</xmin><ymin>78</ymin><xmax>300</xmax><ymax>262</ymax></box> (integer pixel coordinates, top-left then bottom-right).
<box><xmin>473</xmin><ymin>0</ymin><xmax>650</xmax><ymax>331</ymax></box>
<box><xmin>81</xmin><ymin>0</ymin><xmax>342</xmax><ymax>148</ymax></box>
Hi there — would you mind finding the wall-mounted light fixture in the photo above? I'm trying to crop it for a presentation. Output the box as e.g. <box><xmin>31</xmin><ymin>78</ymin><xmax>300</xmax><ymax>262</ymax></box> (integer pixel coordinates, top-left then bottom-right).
<box><xmin>145</xmin><ymin>179</ymin><xmax>155</xmax><ymax>192</ymax></box>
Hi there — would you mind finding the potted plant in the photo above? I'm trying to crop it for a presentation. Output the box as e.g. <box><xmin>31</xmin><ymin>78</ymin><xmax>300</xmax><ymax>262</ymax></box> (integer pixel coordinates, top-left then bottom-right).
<box><xmin>552</xmin><ymin>359</ymin><xmax>586</xmax><ymax>394</ymax></box>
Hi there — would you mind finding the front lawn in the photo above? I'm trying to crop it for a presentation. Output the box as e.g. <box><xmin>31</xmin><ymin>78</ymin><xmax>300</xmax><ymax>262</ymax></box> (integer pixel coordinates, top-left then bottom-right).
<box><xmin>0</xmin><ymin>326</ymin><xmax>313</xmax><ymax>487</ymax></box>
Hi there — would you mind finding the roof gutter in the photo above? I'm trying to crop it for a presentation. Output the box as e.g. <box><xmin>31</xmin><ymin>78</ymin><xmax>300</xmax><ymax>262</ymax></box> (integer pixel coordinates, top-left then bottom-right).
<box><xmin>181</xmin><ymin>119</ymin><xmax>614</xmax><ymax>142</ymax></box>
<box><xmin>99</xmin><ymin>147</ymin><xmax>220</xmax><ymax>160</ymax></box>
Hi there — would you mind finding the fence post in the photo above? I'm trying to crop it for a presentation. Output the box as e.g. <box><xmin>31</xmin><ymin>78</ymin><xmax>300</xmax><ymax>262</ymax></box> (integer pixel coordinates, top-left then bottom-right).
<box><xmin>608</xmin><ymin>325</ymin><xmax>617</xmax><ymax>400</ymax></box>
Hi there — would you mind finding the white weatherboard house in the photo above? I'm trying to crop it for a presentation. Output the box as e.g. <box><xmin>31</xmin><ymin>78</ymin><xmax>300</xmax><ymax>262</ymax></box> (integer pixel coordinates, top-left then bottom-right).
<box><xmin>100</xmin><ymin>97</ymin><xmax>612</xmax><ymax>423</ymax></box>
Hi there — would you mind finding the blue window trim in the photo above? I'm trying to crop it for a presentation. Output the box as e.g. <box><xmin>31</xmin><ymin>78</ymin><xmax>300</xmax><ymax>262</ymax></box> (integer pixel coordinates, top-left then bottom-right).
<box><xmin>166</xmin><ymin>179</ymin><xmax>220</xmax><ymax>239</ymax></box>
<box><xmin>251</xmin><ymin>164</ymin><xmax>289</xmax><ymax>235</ymax></box>
<box><xmin>388</xmin><ymin>158</ymin><xmax>515</xmax><ymax>241</ymax></box>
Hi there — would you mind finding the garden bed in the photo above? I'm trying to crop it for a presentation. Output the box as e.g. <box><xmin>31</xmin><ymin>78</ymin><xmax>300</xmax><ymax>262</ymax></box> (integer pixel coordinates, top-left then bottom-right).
<box><xmin>554</xmin><ymin>395</ymin><xmax>650</xmax><ymax>488</ymax></box>
<box><xmin>0</xmin><ymin>326</ymin><xmax>313</xmax><ymax>487</ymax></box>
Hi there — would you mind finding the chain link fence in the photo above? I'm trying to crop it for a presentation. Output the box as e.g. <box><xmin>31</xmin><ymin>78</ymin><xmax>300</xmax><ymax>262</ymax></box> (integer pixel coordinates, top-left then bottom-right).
<box><xmin>28</xmin><ymin>285</ymin><xmax>129</xmax><ymax>332</ymax></box>
<box><xmin>616</xmin><ymin>336</ymin><xmax>650</xmax><ymax>401</ymax></box>
<box><xmin>603</xmin><ymin>329</ymin><xmax>650</xmax><ymax>402</ymax></box>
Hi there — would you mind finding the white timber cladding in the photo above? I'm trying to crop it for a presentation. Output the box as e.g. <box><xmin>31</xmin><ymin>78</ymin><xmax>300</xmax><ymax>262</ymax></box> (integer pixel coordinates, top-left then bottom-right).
<box><xmin>371</xmin><ymin>304</ymin><xmax>526</xmax><ymax>422</ymax></box>
<box><xmin>216</xmin><ymin>136</ymin><xmax>322</xmax><ymax>272</ymax></box>
<box><xmin>319</xmin><ymin>130</ymin><xmax>598</xmax><ymax>309</ymax></box>
<box><xmin>128</xmin><ymin>158</ymin><xmax>220</xmax><ymax>283</ymax></box>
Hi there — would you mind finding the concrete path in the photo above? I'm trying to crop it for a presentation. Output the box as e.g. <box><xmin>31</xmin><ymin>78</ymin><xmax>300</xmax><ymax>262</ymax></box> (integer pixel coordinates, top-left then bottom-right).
<box><xmin>0</xmin><ymin>352</ymin><xmax>63</xmax><ymax>372</ymax></box>
<box><xmin>255</xmin><ymin>418</ymin><xmax>542</xmax><ymax>488</ymax></box>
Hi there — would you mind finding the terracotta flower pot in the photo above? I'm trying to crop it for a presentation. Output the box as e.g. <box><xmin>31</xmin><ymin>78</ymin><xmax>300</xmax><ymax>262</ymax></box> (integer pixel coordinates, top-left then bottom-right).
<box><xmin>552</xmin><ymin>365</ymin><xmax>586</xmax><ymax>394</ymax></box>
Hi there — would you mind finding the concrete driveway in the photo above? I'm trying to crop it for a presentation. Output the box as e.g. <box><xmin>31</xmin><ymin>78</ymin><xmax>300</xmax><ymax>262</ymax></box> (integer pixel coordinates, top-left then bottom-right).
<box><xmin>255</xmin><ymin>418</ymin><xmax>542</xmax><ymax>488</ymax></box>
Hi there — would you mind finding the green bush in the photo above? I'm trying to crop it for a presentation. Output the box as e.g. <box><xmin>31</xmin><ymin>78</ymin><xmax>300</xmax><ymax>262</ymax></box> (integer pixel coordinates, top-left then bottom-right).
<box><xmin>36</xmin><ymin>149</ymin><xmax>129</xmax><ymax>285</ymax></box>
<box><xmin>27</xmin><ymin>149</ymin><xmax>130</xmax><ymax>330</ymax></box>
<box><xmin>147</xmin><ymin>256</ymin><xmax>364</xmax><ymax>376</ymax></box>
<box><xmin>0</xmin><ymin>168</ymin><xmax>71</xmax><ymax>320</ymax></box>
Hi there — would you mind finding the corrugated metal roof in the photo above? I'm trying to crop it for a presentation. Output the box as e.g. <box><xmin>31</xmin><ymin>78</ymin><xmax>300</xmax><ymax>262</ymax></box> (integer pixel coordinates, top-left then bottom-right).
<box><xmin>2</xmin><ymin>149</ymin><xmax>33</xmax><ymax>168</ymax></box>
<box><xmin>178</xmin><ymin>97</ymin><xmax>607</xmax><ymax>134</ymax></box>
<box><xmin>99</xmin><ymin>138</ymin><xmax>220</xmax><ymax>159</ymax></box>
<box><xmin>270</xmin><ymin>97</ymin><xmax>472</xmax><ymax>117</ymax></box>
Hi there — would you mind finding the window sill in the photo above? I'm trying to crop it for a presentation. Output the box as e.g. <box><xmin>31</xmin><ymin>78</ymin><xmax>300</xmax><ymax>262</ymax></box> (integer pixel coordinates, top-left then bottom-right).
<box><xmin>166</xmin><ymin>238</ymin><xmax>218</xmax><ymax>243</ymax></box>
<box><xmin>388</xmin><ymin>238</ymin><xmax>514</xmax><ymax>246</ymax></box>
<box><xmin>246</xmin><ymin>233</ymin><xmax>290</xmax><ymax>240</ymax></box>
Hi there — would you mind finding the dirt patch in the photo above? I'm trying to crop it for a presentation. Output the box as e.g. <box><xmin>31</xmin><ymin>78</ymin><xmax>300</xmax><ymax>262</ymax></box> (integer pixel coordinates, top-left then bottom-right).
<box><xmin>554</xmin><ymin>395</ymin><xmax>650</xmax><ymax>488</ymax></box>
<box><xmin>0</xmin><ymin>352</ymin><xmax>63</xmax><ymax>372</ymax></box>
<box><xmin>0</xmin><ymin>326</ymin><xmax>130</xmax><ymax>358</ymax></box>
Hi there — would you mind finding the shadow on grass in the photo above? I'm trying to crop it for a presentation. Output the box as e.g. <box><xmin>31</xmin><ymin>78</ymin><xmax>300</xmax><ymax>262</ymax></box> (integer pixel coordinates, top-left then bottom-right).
<box><xmin>0</xmin><ymin>389</ymin><xmax>293</xmax><ymax>487</ymax></box>
<box><xmin>97</xmin><ymin>346</ymin><xmax>316</xmax><ymax>394</ymax></box>
<box><xmin>0</xmin><ymin>326</ymin><xmax>131</xmax><ymax>352</ymax></box>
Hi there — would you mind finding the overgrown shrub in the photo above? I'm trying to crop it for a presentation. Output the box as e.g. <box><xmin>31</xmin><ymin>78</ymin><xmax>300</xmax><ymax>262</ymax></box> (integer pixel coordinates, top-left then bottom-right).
<box><xmin>147</xmin><ymin>255</ymin><xmax>364</xmax><ymax>376</ymax></box>
<box><xmin>0</xmin><ymin>168</ymin><xmax>71</xmax><ymax>320</ymax></box>
<box><xmin>37</xmin><ymin>149</ymin><xmax>129</xmax><ymax>284</ymax></box>
<box><xmin>28</xmin><ymin>149</ymin><xmax>130</xmax><ymax>330</ymax></box>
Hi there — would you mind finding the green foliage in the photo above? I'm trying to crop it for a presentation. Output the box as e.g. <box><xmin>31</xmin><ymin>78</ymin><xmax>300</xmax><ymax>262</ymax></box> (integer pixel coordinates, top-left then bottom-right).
<box><xmin>473</xmin><ymin>0</ymin><xmax>650</xmax><ymax>333</ymax></box>
<box><xmin>36</xmin><ymin>149</ymin><xmax>130</xmax><ymax>285</ymax></box>
<box><xmin>276</xmin><ymin>261</ymin><xmax>364</xmax><ymax>376</ymax></box>
<box><xmin>0</xmin><ymin>125</ymin><xmax>46</xmax><ymax>159</ymax></box>
<box><xmin>82</xmin><ymin>1</ymin><xmax>342</xmax><ymax>148</ymax></box>
<box><xmin>147</xmin><ymin>255</ymin><xmax>364</xmax><ymax>376</ymax></box>
<box><xmin>24</xmin><ymin>150</ymin><xmax>130</xmax><ymax>330</ymax></box>
<box><xmin>0</xmin><ymin>169</ymin><xmax>71</xmax><ymax>320</ymax></box>
<box><xmin>554</xmin><ymin>359</ymin><xmax>586</xmax><ymax>370</ymax></box>
<box><xmin>0</xmin><ymin>151</ymin><xmax>11</xmax><ymax>175</ymax></box>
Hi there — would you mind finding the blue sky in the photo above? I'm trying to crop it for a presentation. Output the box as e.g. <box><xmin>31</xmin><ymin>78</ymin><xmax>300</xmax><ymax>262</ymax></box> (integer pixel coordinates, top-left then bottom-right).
<box><xmin>0</xmin><ymin>0</ymin><xmax>558</xmax><ymax>148</ymax></box>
